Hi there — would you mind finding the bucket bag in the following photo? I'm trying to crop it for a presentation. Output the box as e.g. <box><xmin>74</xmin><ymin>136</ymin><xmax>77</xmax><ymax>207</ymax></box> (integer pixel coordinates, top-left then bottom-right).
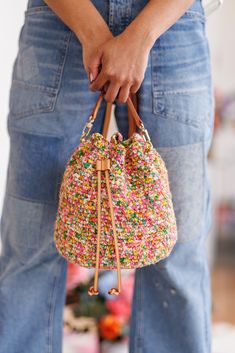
<box><xmin>54</xmin><ymin>92</ymin><xmax>177</xmax><ymax>296</ymax></box>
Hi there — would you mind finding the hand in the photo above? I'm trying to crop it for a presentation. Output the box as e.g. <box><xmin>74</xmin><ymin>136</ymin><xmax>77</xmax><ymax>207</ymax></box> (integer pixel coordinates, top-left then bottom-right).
<box><xmin>82</xmin><ymin>29</ymin><xmax>113</xmax><ymax>84</ymax></box>
<box><xmin>45</xmin><ymin>0</ymin><xmax>194</xmax><ymax>104</ymax></box>
<box><xmin>88</xmin><ymin>31</ymin><xmax>151</xmax><ymax>103</ymax></box>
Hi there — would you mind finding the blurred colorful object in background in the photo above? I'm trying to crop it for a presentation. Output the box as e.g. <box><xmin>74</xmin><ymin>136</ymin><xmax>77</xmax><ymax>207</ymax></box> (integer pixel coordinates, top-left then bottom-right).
<box><xmin>63</xmin><ymin>263</ymin><xmax>134</xmax><ymax>352</ymax></box>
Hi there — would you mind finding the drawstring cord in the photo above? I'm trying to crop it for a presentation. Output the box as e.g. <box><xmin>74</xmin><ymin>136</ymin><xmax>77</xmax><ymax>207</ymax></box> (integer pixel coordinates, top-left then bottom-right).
<box><xmin>88</xmin><ymin>158</ymin><xmax>122</xmax><ymax>296</ymax></box>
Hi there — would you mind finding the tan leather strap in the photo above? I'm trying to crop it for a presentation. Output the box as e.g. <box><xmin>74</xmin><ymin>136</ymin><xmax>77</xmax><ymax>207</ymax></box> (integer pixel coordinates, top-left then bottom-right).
<box><xmin>102</xmin><ymin>93</ymin><xmax>138</xmax><ymax>139</ymax></box>
<box><xmin>104</xmin><ymin>168</ymin><xmax>121</xmax><ymax>295</ymax></box>
<box><xmin>91</xmin><ymin>93</ymin><xmax>143</xmax><ymax>130</ymax></box>
<box><xmin>127</xmin><ymin>92</ymin><xmax>138</xmax><ymax>137</ymax></box>
<box><xmin>80</xmin><ymin>92</ymin><xmax>151</xmax><ymax>144</ymax></box>
<box><xmin>87</xmin><ymin>163</ymin><xmax>101</xmax><ymax>296</ymax></box>
<box><xmin>88</xmin><ymin>158</ymin><xmax>121</xmax><ymax>296</ymax></box>
<box><xmin>102</xmin><ymin>102</ymin><xmax>112</xmax><ymax>139</ymax></box>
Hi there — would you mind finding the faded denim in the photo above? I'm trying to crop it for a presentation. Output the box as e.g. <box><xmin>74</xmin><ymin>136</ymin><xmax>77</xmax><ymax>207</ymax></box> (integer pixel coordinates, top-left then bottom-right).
<box><xmin>0</xmin><ymin>0</ymin><xmax>214</xmax><ymax>352</ymax></box>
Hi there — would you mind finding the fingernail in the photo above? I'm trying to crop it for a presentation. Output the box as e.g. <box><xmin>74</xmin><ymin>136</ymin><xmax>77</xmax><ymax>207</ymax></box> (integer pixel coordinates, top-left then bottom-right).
<box><xmin>89</xmin><ymin>72</ymin><xmax>93</xmax><ymax>83</ymax></box>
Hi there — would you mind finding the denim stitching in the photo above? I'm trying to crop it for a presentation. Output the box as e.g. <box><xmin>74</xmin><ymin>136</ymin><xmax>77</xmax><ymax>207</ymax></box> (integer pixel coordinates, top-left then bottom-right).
<box><xmin>53</xmin><ymin>31</ymin><xmax>72</xmax><ymax>92</ymax></box>
<box><xmin>153</xmin><ymin>106</ymin><xmax>210</xmax><ymax>130</ymax></box>
<box><xmin>11</xmin><ymin>80</ymin><xmax>58</xmax><ymax>94</ymax></box>
<box><xmin>135</xmin><ymin>269</ymin><xmax>143</xmax><ymax>353</ymax></box>
<box><xmin>153</xmin><ymin>87</ymin><xmax>209</xmax><ymax>96</ymax></box>
<box><xmin>46</xmin><ymin>258</ymin><xmax>61</xmax><ymax>353</ymax></box>
<box><xmin>6</xmin><ymin>191</ymin><xmax>60</xmax><ymax>207</ymax></box>
<box><xmin>25</xmin><ymin>6</ymin><xmax>53</xmax><ymax>16</ymax></box>
<box><xmin>7</xmin><ymin>126</ymin><xmax>64</xmax><ymax>139</ymax></box>
<box><xmin>108</xmin><ymin>1</ymin><xmax>115</xmax><ymax>32</ymax></box>
<box><xmin>203</xmin><ymin>138</ymin><xmax>212</xmax><ymax>352</ymax></box>
<box><xmin>182</xmin><ymin>10</ymin><xmax>206</xmax><ymax>22</ymax></box>
<box><xmin>10</xmin><ymin>93</ymin><xmax>56</xmax><ymax>119</ymax></box>
<box><xmin>200</xmin><ymin>140</ymin><xmax>210</xmax><ymax>353</ymax></box>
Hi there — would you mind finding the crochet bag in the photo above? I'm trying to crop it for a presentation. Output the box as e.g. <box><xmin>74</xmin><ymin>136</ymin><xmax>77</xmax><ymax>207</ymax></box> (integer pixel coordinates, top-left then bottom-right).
<box><xmin>54</xmin><ymin>93</ymin><xmax>177</xmax><ymax>296</ymax></box>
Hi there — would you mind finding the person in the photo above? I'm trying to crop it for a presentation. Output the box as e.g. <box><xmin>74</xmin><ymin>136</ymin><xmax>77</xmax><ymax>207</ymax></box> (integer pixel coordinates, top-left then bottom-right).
<box><xmin>0</xmin><ymin>0</ymin><xmax>214</xmax><ymax>352</ymax></box>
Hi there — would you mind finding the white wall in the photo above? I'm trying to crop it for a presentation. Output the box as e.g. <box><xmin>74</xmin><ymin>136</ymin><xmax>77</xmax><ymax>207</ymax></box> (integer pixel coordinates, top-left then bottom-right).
<box><xmin>0</xmin><ymin>1</ymin><xmax>27</xmax><ymax>211</ymax></box>
<box><xmin>206</xmin><ymin>0</ymin><xmax>235</xmax><ymax>94</ymax></box>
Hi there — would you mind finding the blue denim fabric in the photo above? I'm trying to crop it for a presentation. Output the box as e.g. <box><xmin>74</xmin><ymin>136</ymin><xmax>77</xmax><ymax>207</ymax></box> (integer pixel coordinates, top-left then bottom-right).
<box><xmin>0</xmin><ymin>0</ymin><xmax>214</xmax><ymax>352</ymax></box>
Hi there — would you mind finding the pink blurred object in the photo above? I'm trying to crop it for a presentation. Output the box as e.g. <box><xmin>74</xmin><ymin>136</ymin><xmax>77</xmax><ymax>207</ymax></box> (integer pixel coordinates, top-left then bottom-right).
<box><xmin>63</xmin><ymin>327</ymin><xmax>99</xmax><ymax>353</ymax></box>
<box><xmin>66</xmin><ymin>263</ymin><xmax>91</xmax><ymax>291</ymax></box>
<box><xmin>106</xmin><ymin>272</ymin><xmax>134</xmax><ymax>323</ymax></box>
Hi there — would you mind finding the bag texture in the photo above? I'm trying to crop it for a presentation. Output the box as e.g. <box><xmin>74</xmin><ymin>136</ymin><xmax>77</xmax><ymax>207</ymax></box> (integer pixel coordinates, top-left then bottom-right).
<box><xmin>54</xmin><ymin>93</ymin><xmax>177</xmax><ymax>295</ymax></box>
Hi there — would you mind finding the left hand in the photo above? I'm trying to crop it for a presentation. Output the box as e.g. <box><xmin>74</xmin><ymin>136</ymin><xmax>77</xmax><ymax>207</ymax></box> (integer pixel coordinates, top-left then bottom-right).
<box><xmin>89</xmin><ymin>31</ymin><xmax>151</xmax><ymax>103</ymax></box>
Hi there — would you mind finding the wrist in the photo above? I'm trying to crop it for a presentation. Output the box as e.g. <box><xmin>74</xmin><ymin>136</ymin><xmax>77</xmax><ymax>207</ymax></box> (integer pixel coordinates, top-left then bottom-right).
<box><xmin>122</xmin><ymin>20</ymin><xmax>157</xmax><ymax>51</ymax></box>
<box><xmin>75</xmin><ymin>21</ymin><xmax>112</xmax><ymax>47</ymax></box>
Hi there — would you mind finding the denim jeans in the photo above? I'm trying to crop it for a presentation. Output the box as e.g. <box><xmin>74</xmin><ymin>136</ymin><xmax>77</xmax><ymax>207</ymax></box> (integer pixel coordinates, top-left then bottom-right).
<box><xmin>0</xmin><ymin>0</ymin><xmax>214</xmax><ymax>352</ymax></box>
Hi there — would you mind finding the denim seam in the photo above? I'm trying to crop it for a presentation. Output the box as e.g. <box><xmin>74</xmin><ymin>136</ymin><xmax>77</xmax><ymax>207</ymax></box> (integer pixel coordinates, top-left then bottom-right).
<box><xmin>53</xmin><ymin>31</ymin><xmax>72</xmax><ymax>95</ymax></box>
<box><xmin>135</xmin><ymin>269</ymin><xmax>144</xmax><ymax>353</ymax></box>
<box><xmin>25</xmin><ymin>6</ymin><xmax>53</xmax><ymax>16</ymax></box>
<box><xmin>182</xmin><ymin>10</ymin><xmax>206</xmax><ymax>22</ymax></box>
<box><xmin>7</xmin><ymin>126</ymin><xmax>64</xmax><ymax>139</ymax></box>
<box><xmin>152</xmin><ymin>111</ymin><xmax>207</xmax><ymax>130</ymax></box>
<box><xmin>200</xmin><ymin>139</ymin><xmax>210</xmax><ymax>353</ymax></box>
<box><xmin>153</xmin><ymin>87</ymin><xmax>209</xmax><ymax>96</ymax></box>
<box><xmin>6</xmin><ymin>192</ymin><xmax>58</xmax><ymax>206</ymax></box>
<box><xmin>155</xmin><ymin>42</ymin><xmax>208</xmax><ymax>52</ymax></box>
<box><xmin>46</xmin><ymin>258</ymin><xmax>62</xmax><ymax>353</ymax></box>
<box><xmin>11</xmin><ymin>80</ymin><xmax>58</xmax><ymax>94</ymax></box>
<box><xmin>10</xmin><ymin>98</ymin><xmax>56</xmax><ymax>120</ymax></box>
<box><xmin>108</xmin><ymin>1</ymin><xmax>115</xmax><ymax>32</ymax></box>
<box><xmin>204</xmin><ymin>139</ymin><xmax>211</xmax><ymax>352</ymax></box>
<box><xmin>53</xmin><ymin>137</ymin><xmax>65</xmax><ymax>203</ymax></box>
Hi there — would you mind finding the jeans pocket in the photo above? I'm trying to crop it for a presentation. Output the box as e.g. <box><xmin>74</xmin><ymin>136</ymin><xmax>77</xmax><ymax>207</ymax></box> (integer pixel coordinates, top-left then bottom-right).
<box><xmin>9</xmin><ymin>6</ymin><xmax>71</xmax><ymax>120</ymax></box>
<box><xmin>152</xmin><ymin>89</ymin><xmax>212</xmax><ymax>129</ymax></box>
<box><xmin>150</xmin><ymin>3</ymin><xmax>212</xmax><ymax>130</ymax></box>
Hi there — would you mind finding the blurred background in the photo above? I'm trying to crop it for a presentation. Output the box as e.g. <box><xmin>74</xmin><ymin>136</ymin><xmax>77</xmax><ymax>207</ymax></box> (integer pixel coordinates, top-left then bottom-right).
<box><xmin>0</xmin><ymin>1</ymin><xmax>235</xmax><ymax>352</ymax></box>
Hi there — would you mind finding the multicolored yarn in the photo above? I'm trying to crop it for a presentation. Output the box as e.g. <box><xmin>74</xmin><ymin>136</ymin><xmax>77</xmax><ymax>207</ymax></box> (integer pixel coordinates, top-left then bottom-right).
<box><xmin>54</xmin><ymin>131</ymin><xmax>177</xmax><ymax>269</ymax></box>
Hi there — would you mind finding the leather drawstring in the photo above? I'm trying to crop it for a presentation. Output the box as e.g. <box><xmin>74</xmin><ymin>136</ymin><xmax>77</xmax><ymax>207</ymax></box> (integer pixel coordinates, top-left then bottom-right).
<box><xmin>88</xmin><ymin>158</ymin><xmax>121</xmax><ymax>296</ymax></box>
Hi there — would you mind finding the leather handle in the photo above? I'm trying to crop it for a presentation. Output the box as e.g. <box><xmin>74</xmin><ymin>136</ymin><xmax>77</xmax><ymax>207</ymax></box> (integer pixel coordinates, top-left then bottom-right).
<box><xmin>102</xmin><ymin>93</ymin><xmax>137</xmax><ymax>139</ymax></box>
<box><xmin>91</xmin><ymin>92</ymin><xmax>143</xmax><ymax>131</ymax></box>
<box><xmin>127</xmin><ymin>93</ymin><xmax>138</xmax><ymax>137</ymax></box>
<box><xmin>80</xmin><ymin>92</ymin><xmax>151</xmax><ymax>144</ymax></box>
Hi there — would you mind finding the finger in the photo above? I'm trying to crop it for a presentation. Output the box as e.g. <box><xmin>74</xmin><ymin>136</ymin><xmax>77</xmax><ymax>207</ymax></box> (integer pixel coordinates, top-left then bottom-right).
<box><xmin>88</xmin><ymin>64</ymin><xmax>102</xmax><ymax>83</ymax></box>
<box><xmin>89</xmin><ymin>71</ymin><xmax>108</xmax><ymax>91</ymax></box>
<box><xmin>130</xmin><ymin>80</ymin><xmax>142</xmax><ymax>94</ymax></box>
<box><xmin>104</xmin><ymin>82</ymin><xmax>121</xmax><ymax>103</ymax></box>
<box><xmin>117</xmin><ymin>84</ymin><xmax>132</xmax><ymax>103</ymax></box>
<box><xmin>101</xmin><ymin>81</ymin><xmax>110</xmax><ymax>95</ymax></box>
<box><xmin>87</xmin><ymin>48</ymin><xmax>102</xmax><ymax>82</ymax></box>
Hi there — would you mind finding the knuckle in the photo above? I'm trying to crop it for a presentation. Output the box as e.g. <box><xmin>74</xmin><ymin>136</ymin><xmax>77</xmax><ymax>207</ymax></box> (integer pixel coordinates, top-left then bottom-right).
<box><xmin>117</xmin><ymin>94</ymin><xmax>127</xmax><ymax>103</ymax></box>
<box><xmin>120</xmin><ymin>75</ymin><xmax>132</xmax><ymax>85</ymax></box>
<box><xmin>115</xmin><ymin>74</ymin><xmax>123</xmax><ymax>82</ymax></box>
<box><xmin>104</xmin><ymin>93</ymin><xmax>114</xmax><ymax>103</ymax></box>
<box><xmin>90</xmin><ymin>84</ymin><xmax>98</xmax><ymax>91</ymax></box>
<box><xmin>132</xmin><ymin>77</ymin><xmax>139</xmax><ymax>85</ymax></box>
<box><xmin>118</xmin><ymin>97</ymin><xmax>126</xmax><ymax>103</ymax></box>
<box><xmin>105</xmin><ymin>68</ymin><xmax>114</xmax><ymax>78</ymax></box>
<box><xmin>118</xmin><ymin>75</ymin><xmax>126</xmax><ymax>83</ymax></box>
<box><xmin>130</xmin><ymin>86</ymin><xmax>138</xmax><ymax>94</ymax></box>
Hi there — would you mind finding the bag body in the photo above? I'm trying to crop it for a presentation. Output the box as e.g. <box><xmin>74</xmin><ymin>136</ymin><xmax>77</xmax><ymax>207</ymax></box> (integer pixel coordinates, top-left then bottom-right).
<box><xmin>54</xmin><ymin>93</ymin><xmax>177</xmax><ymax>294</ymax></box>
